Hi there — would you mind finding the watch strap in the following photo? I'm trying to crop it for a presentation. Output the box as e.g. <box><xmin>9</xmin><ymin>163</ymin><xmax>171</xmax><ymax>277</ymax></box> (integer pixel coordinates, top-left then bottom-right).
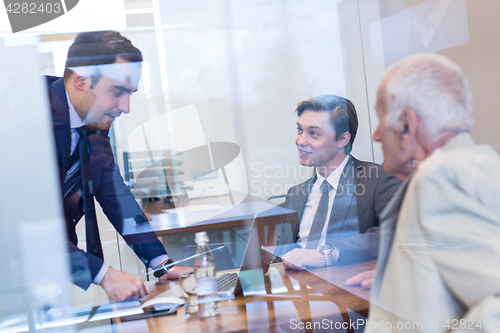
<box><xmin>318</xmin><ymin>244</ymin><xmax>334</xmax><ymax>267</ymax></box>
<box><xmin>153</xmin><ymin>259</ymin><xmax>174</xmax><ymax>278</ymax></box>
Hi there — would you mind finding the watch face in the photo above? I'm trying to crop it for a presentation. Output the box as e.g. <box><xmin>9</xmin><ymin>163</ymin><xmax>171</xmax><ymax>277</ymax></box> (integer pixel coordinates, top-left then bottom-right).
<box><xmin>318</xmin><ymin>244</ymin><xmax>333</xmax><ymax>252</ymax></box>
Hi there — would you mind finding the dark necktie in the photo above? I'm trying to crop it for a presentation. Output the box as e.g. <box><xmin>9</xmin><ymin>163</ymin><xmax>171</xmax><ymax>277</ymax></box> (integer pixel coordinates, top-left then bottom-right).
<box><xmin>306</xmin><ymin>179</ymin><xmax>332</xmax><ymax>249</ymax></box>
<box><xmin>77</xmin><ymin>126</ymin><xmax>104</xmax><ymax>260</ymax></box>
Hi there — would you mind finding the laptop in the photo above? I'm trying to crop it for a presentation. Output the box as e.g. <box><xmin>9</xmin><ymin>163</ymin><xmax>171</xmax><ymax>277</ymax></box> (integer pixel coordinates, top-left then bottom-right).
<box><xmin>217</xmin><ymin>213</ymin><xmax>270</xmax><ymax>296</ymax></box>
<box><xmin>177</xmin><ymin>213</ymin><xmax>270</xmax><ymax>300</ymax></box>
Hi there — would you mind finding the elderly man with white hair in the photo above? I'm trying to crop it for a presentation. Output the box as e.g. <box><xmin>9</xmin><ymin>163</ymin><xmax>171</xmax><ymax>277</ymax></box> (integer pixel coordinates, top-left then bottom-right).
<box><xmin>347</xmin><ymin>53</ymin><xmax>500</xmax><ymax>332</ymax></box>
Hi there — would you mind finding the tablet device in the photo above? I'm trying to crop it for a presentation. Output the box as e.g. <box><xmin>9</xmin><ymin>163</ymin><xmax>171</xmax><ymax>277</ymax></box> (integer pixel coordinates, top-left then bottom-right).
<box><xmin>120</xmin><ymin>303</ymin><xmax>177</xmax><ymax>321</ymax></box>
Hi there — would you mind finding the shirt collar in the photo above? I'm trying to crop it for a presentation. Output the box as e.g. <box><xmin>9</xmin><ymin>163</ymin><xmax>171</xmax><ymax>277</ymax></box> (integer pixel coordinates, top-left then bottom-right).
<box><xmin>314</xmin><ymin>154</ymin><xmax>350</xmax><ymax>191</ymax></box>
<box><xmin>66</xmin><ymin>92</ymin><xmax>85</xmax><ymax>129</ymax></box>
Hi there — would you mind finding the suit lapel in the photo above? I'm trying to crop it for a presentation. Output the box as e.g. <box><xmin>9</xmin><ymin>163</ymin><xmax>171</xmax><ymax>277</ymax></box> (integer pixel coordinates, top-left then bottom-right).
<box><xmin>326</xmin><ymin>156</ymin><xmax>356</xmax><ymax>234</ymax></box>
<box><xmin>371</xmin><ymin>174</ymin><xmax>413</xmax><ymax>299</ymax></box>
<box><xmin>50</xmin><ymin>78</ymin><xmax>71</xmax><ymax>177</ymax></box>
<box><xmin>290</xmin><ymin>175</ymin><xmax>316</xmax><ymax>222</ymax></box>
<box><xmin>286</xmin><ymin>174</ymin><xmax>316</xmax><ymax>243</ymax></box>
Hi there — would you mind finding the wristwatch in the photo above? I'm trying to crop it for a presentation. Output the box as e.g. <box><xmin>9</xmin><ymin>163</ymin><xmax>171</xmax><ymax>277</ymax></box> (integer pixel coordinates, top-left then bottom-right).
<box><xmin>317</xmin><ymin>243</ymin><xmax>335</xmax><ymax>267</ymax></box>
<box><xmin>153</xmin><ymin>259</ymin><xmax>175</xmax><ymax>278</ymax></box>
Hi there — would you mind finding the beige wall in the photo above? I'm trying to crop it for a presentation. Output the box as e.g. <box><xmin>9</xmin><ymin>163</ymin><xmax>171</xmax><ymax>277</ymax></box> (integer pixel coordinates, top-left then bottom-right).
<box><xmin>441</xmin><ymin>0</ymin><xmax>500</xmax><ymax>152</ymax></box>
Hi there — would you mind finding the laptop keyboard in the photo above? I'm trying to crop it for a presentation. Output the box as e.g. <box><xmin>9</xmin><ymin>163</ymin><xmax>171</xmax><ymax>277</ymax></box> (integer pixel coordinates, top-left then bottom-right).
<box><xmin>217</xmin><ymin>273</ymin><xmax>238</xmax><ymax>292</ymax></box>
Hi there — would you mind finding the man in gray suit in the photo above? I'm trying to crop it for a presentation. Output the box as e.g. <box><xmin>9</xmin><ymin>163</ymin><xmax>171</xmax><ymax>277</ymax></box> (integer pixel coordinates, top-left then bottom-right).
<box><xmin>347</xmin><ymin>53</ymin><xmax>500</xmax><ymax>332</ymax></box>
<box><xmin>276</xmin><ymin>95</ymin><xmax>400</xmax><ymax>269</ymax></box>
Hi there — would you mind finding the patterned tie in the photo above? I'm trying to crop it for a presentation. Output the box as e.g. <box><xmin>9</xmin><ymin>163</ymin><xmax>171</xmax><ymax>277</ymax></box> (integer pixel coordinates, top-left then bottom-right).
<box><xmin>306</xmin><ymin>179</ymin><xmax>332</xmax><ymax>249</ymax></box>
<box><xmin>77</xmin><ymin>126</ymin><xmax>104</xmax><ymax>260</ymax></box>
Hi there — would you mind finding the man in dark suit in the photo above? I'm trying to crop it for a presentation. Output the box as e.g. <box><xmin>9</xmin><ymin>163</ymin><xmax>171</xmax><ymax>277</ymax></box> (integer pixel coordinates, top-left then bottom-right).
<box><xmin>277</xmin><ymin>95</ymin><xmax>400</xmax><ymax>269</ymax></box>
<box><xmin>48</xmin><ymin>31</ymin><xmax>192</xmax><ymax>302</ymax></box>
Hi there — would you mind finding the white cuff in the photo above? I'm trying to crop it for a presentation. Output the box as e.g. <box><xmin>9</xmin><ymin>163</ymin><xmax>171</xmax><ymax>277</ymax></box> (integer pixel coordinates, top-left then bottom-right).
<box><xmin>92</xmin><ymin>263</ymin><xmax>110</xmax><ymax>285</ymax></box>
<box><xmin>333</xmin><ymin>245</ymin><xmax>340</xmax><ymax>263</ymax></box>
<box><xmin>149</xmin><ymin>254</ymin><xmax>170</xmax><ymax>270</ymax></box>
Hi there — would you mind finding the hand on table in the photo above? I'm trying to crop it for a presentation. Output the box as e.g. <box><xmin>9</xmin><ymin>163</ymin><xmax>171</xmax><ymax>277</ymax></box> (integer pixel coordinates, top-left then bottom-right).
<box><xmin>160</xmin><ymin>266</ymin><xmax>194</xmax><ymax>280</ymax></box>
<box><xmin>281</xmin><ymin>248</ymin><xmax>330</xmax><ymax>270</ymax></box>
<box><xmin>100</xmin><ymin>267</ymin><xmax>148</xmax><ymax>302</ymax></box>
<box><xmin>345</xmin><ymin>269</ymin><xmax>376</xmax><ymax>290</ymax></box>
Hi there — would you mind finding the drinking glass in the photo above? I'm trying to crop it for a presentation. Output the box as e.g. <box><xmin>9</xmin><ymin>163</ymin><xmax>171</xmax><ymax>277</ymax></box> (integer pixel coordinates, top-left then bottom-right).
<box><xmin>179</xmin><ymin>272</ymin><xmax>198</xmax><ymax>313</ymax></box>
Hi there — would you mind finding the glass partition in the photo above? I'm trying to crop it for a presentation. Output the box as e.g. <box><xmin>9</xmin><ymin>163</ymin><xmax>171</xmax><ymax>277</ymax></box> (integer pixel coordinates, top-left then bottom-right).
<box><xmin>1</xmin><ymin>0</ymin><xmax>499</xmax><ymax>331</ymax></box>
<box><xmin>0</xmin><ymin>37</ymin><xmax>74</xmax><ymax>332</ymax></box>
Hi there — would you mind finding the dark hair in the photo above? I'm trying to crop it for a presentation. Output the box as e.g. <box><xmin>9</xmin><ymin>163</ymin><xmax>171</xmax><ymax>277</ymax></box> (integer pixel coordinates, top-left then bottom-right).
<box><xmin>63</xmin><ymin>30</ymin><xmax>142</xmax><ymax>87</ymax></box>
<box><xmin>295</xmin><ymin>94</ymin><xmax>358</xmax><ymax>154</ymax></box>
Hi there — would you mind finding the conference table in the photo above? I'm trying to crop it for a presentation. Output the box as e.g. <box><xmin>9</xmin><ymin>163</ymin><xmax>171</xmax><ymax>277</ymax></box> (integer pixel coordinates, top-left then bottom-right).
<box><xmin>112</xmin><ymin>261</ymin><xmax>376</xmax><ymax>332</ymax></box>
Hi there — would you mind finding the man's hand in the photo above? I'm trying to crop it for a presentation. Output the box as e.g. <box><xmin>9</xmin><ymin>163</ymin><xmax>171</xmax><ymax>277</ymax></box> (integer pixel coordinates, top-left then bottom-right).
<box><xmin>345</xmin><ymin>269</ymin><xmax>376</xmax><ymax>290</ymax></box>
<box><xmin>160</xmin><ymin>266</ymin><xmax>194</xmax><ymax>280</ymax></box>
<box><xmin>100</xmin><ymin>267</ymin><xmax>148</xmax><ymax>302</ymax></box>
<box><xmin>281</xmin><ymin>248</ymin><xmax>329</xmax><ymax>270</ymax></box>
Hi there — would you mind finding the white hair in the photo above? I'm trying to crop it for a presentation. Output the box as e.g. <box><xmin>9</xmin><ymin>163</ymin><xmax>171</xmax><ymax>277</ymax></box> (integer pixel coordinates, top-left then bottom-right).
<box><xmin>384</xmin><ymin>53</ymin><xmax>473</xmax><ymax>140</ymax></box>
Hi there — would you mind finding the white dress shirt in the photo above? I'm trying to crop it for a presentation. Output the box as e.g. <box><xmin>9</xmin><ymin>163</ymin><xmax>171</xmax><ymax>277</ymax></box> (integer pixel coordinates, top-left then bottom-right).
<box><xmin>64</xmin><ymin>93</ymin><xmax>84</xmax><ymax>184</ymax></box>
<box><xmin>296</xmin><ymin>155</ymin><xmax>350</xmax><ymax>261</ymax></box>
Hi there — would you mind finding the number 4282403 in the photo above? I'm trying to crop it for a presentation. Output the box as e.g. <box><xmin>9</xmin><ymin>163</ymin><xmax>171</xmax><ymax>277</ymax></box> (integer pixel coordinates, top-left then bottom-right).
<box><xmin>6</xmin><ymin>2</ymin><xmax>62</xmax><ymax>14</ymax></box>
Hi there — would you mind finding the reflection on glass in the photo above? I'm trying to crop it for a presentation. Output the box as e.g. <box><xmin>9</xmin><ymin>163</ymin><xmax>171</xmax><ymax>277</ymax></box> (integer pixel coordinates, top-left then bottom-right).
<box><xmin>370</xmin><ymin>0</ymin><xmax>469</xmax><ymax>67</ymax></box>
<box><xmin>7</xmin><ymin>0</ymin><xmax>496</xmax><ymax>330</ymax></box>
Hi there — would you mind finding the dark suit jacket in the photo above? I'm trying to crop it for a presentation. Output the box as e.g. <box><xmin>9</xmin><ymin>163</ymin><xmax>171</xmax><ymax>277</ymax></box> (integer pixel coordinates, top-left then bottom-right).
<box><xmin>277</xmin><ymin>155</ymin><xmax>401</xmax><ymax>265</ymax></box>
<box><xmin>47</xmin><ymin>76</ymin><xmax>167</xmax><ymax>289</ymax></box>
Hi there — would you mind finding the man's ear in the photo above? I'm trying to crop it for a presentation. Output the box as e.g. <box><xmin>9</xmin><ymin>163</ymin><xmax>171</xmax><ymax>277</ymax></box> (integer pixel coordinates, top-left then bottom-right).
<box><xmin>72</xmin><ymin>73</ymin><xmax>88</xmax><ymax>91</ymax></box>
<box><xmin>337</xmin><ymin>132</ymin><xmax>351</xmax><ymax>150</ymax></box>
<box><xmin>398</xmin><ymin>109</ymin><xmax>418</xmax><ymax>149</ymax></box>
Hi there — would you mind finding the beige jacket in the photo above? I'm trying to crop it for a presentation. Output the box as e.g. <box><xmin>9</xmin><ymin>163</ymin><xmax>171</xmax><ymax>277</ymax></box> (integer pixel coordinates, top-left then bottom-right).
<box><xmin>367</xmin><ymin>133</ymin><xmax>500</xmax><ymax>333</ymax></box>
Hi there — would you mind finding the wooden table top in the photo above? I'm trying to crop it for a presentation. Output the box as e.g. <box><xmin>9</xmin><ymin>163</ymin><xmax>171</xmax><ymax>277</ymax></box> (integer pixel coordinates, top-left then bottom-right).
<box><xmin>112</xmin><ymin>262</ymin><xmax>375</xmax><ymax>332</ymax></box>
<box><xmin>275</xmin><ymin>261</ymin><xmax>376</xmax><ymax>317</ymax></box>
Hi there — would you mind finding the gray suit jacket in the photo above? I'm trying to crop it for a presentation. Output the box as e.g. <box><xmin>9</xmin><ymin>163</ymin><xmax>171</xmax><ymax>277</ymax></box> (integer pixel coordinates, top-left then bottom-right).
<box><xmin>368</xmin><ymin>133</ymin><xmax>500</xmax><ymax>332</ymax></box>
<box><xmin>276</xmin><ymin>155</ymin><xmax>401</xmax><ymax>265</ymax></box>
